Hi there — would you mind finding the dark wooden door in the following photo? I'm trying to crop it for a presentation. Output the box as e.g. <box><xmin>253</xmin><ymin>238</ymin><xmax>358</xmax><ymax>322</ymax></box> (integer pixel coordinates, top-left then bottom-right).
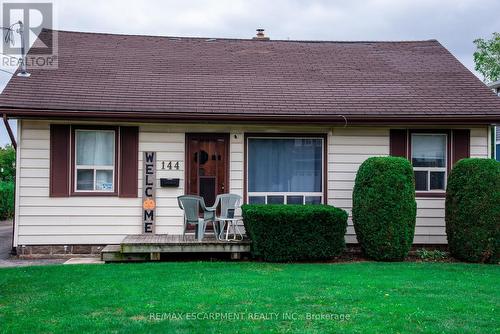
<box><xmin>186</xmin><ymin>134</ymin><xmax>229</xmax><ymax>207</ymax></box>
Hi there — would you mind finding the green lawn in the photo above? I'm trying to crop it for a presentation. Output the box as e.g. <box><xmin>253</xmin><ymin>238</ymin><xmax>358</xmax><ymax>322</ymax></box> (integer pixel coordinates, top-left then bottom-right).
<box><xmin>0</xmin><ymin>262</ymin><xmax>498</xmax><ymax>333</ymax></box>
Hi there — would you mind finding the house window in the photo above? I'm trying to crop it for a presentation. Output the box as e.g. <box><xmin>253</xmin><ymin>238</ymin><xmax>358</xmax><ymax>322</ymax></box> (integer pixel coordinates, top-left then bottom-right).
<box><xmin>411</xmin><ymin>133</ymin><xmax>447</xmax><ymax>191</ymax></box>
<box><xmin>247</xmin><ymin>137</ymin><xmax>324</xmax><ymax>204</ymax></box>
<box><xmin>75</xmin><ymin>129</ymin><xmax>116</xmax><ymax>192</ymax></box>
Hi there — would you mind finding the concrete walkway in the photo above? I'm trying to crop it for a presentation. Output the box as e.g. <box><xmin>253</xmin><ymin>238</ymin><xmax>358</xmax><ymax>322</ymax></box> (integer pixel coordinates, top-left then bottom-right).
<box><xmin>0</xmin><ymin>220</ymin><xmax>65</xmax><ymax>267</ymax></box>
<box><xmin>63</xmin><ymin>258</ymin><xmax>104</xmax><ymax>265</ymax></box>
<box><xmin>0</xmin><ymin>220</ymin><xmax>13</xmax><ymax>260</ymax></box>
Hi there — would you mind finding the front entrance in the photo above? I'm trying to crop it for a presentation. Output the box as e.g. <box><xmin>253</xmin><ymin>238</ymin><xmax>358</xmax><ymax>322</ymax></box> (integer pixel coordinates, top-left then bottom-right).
<box><xmin>186</xmin><ymin>133</ymin><xmax>229</xmax><ymax>207</ymax></box>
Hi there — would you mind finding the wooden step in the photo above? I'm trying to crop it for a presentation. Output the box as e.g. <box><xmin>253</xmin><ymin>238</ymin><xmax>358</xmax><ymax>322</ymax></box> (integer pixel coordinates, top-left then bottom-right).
<box><xmin>101</xmin><ymin>234</ymin><xmax>251</xmax><ymax>262</ymax></box>
<box><xmin>101</xmin><ymin>245</ymin><xmax>149</xmax><ymax>262</ymax></box>
<box><xmin>120</xmin><ymin>234</ymin><xmax>251</xmax><ymax>254</ymax></box>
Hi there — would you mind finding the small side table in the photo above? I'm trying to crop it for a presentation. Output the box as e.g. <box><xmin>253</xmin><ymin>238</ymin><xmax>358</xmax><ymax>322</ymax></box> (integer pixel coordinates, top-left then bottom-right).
<box><xmin>218</xmin><ymin>218</ymin><xmax>244</xmax><ymax>241</ymax></box>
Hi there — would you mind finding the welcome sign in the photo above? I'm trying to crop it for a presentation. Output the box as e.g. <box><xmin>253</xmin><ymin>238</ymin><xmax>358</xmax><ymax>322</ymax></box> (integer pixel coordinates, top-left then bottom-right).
<box><xmin>142</xmin><ymin>151</ymin><xmax>156</xmax><ymax>234</ymax></box>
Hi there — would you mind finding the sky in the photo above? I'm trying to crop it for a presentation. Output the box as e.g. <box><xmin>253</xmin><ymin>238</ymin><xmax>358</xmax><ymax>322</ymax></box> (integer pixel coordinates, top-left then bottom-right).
<box><xmin>1</xmin><ymin>0</ymin><xmax>499</xmax><ymax>145</ymax></box>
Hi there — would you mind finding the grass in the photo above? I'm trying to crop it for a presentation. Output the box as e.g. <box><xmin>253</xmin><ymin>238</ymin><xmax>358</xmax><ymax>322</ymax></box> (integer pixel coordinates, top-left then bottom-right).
<box><xmin>0</xmin><ymin>262</ymin><xmax>498</xmax><ymax>333</ymax></box>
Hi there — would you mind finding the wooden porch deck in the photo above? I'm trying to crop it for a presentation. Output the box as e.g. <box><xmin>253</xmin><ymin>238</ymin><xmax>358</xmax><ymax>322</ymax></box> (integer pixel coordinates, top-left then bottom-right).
<box><xmin>101</xmin><ymin>234</ymin><xmax>251</xmax><ymax>262</ymax></box>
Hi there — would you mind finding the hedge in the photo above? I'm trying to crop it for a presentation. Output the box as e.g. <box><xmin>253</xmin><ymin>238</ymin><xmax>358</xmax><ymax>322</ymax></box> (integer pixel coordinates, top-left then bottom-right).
<box><xmin>352</xmin><ymin>157</ymin><xmax>417</xmax><ymax>261</ymax></box>
<box><xmin>0</xmin><ymin>181</ymin><xmax>14</xmax><ymax>220</ymax></box>
<box><xmin>242</xmin><ymin>204</ymin><xmax>348</xmax><ymax>262</ymax></box>
<box><xmin>446</xmin><ymin>158</ymin><xmax>500</xmax><ymax>263</ymax></box>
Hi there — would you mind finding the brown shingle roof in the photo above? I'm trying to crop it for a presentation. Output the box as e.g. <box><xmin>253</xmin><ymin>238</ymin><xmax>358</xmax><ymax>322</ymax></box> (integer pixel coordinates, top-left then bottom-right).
<box><xmin>1</xmin><ymin>29</ymin><xmax>499</xmax><ymax>123</ymax></box>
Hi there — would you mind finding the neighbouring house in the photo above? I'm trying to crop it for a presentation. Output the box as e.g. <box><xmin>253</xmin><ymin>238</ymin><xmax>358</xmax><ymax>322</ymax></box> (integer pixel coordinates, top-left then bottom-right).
<box><xmin>488</xmin><ymin>80</ymin><xmax>500</xmax><ymax>161</ymax></box>
<box><xmin>497</xmin><ymin>129</ymin><xmax>500</xmax><ymax>161</ymax></box>
<box><xmin>1</xmin><ymin>29</ymin><xmax>499</xmax><ymax>257</ymax></box>
<box><xmin>490</xmin><ymin>80</ymin><xmax>500</xmax><ymax>96</ymax></box>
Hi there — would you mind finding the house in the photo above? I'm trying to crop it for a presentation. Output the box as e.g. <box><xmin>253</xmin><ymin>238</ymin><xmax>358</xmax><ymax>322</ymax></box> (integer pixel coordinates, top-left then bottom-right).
<box><xmin>488</xmin><ymin>80</ymin><xmax>500</xmax><ymax>161</ymax></box>
<box><xmin>1</xmin><ymin>29</ymin><xmax>499</xmax><ymax>257</ymax></box>
<box><xmin>497</xmin><ymin>128</ymin><xmax>500</xmax><ymax>161</ymax></box>
<box><xmin>489</xmin><ymin>80</ymin><xmax>500</xmax><ymax>96</ymax></box>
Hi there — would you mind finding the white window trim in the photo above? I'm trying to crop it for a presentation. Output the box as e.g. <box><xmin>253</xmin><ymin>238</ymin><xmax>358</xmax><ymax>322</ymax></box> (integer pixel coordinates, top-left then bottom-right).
<box><xmin>74</xmin><ymin>129</ymin><xmax>116</xmax><ymax>193</ymax></box>
<box><xmin>411</xmin><ymin>133</ymin><xmax>447</xmax><ymax>192</ymax></box>
<box><xmin>248</xmin><ymin>192</ymin><xmax>324</xmax><ymax>205</ymax></box>
<box><xmin>496</xmin><ymin>124</ymin><xmax>500</xmax><ymax>161</ymax></box>
<box><xmin>496</xmin><ymin>140</ymin><xmax>500</xmax><ymax>161</ymax></box>
<box><xmin>246</xmin><ymin>136</ymin><xmax>325</xmax><ymax>204</ymax></box>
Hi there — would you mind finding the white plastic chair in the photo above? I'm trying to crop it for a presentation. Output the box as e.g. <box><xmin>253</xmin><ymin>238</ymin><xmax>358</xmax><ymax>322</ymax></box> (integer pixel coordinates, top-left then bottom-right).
<box><xmin>177</xmin><ymin>195</ymin><xmax>217</xmax><ymax>241</ymax></box>
<box><xmin>211</xmin><ymin>194</ymin><xmax>243</xmax><ymax>241</ymax></box>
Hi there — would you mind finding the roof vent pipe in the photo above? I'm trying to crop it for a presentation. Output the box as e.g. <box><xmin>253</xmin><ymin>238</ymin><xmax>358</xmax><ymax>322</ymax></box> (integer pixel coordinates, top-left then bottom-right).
<box><xmin>253</xmin><ymin>28</ymin><xmax>270</xmax><ymax>41</ymax></box>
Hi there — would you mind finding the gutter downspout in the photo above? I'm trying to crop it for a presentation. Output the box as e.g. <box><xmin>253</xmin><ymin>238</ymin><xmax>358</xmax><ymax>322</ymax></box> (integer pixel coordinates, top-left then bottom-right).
<box><xmin>3</xmin><ymin>114</ymin><xmax>17</xmax><ymax>150</ymax></box>
<box><xmin>2</xmin><ymin>114</ymin><xmax>17</xmax><ymax>255</ymax></box>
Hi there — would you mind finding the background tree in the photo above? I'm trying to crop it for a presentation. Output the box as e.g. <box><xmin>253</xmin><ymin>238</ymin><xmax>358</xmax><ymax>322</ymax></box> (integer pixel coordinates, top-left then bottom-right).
<box><xmin>473</xmin><ymin>32</ymin><xmax>500</xmax><ymax>83</ymax></box>
<box><xmin>0</xmin><ymin>145</ymin><xmax>15</xmax><ymax>182</ymax></box>
<box><xmin>0</xmin><ymin>145</ymin><xmax>15</xmax><ymax>219</ymax></box>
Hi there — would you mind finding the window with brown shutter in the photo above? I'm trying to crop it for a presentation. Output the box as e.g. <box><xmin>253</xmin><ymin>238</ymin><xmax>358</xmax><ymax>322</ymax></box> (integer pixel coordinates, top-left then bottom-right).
<box><xmin>49</xmin><ymin>124</ymin><xmax>71</xmax><ymax>197</ymax></box>
<box><xmin>452</xmin><ymin>129</ymin><xmax>470</xmax><ymax>165</ymax></box>
<box><xmin>49</xmin><ymin>125</ymin><xmax>139</xmax><ymax>198</ymax></box>
<box><xmin>389</xmin><ymin>128</ymin><xmax>470</xmax><ymax>198</ymax></box>
<box><xmin>119</xmin><ymin>126</ymin><xmax>139</xmax><ymax>197</ymax></box>
<box><xmin>389</xmin><ymin>129</ymin><xmax>408</xmax><ymax>157</ymax></box>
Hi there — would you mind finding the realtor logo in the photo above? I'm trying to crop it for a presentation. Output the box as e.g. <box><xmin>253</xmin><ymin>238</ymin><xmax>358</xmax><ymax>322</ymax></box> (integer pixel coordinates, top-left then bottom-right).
<box><xmin>1</xmin><ymin>2</ymin><xmax>57</xmax><ymax>70</ymax></box>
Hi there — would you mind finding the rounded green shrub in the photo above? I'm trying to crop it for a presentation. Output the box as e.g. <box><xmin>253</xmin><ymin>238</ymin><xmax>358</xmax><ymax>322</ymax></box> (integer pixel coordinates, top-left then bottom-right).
<box><xmin>445</xmin><ymin>158</ymin><xmax>500</xmax><ymax>263</ymax></box>
<box><xmin>352</xmin><ymin>157</ymin><xmax>417</xmax><ymax>261</ymax></box>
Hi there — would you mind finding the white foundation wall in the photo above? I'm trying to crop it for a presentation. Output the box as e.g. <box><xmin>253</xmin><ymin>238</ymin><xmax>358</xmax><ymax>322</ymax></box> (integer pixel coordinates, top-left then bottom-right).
<box><xmin>14</xmin><ymin>120</ymin><xmax>490</xmax><ymax>246</ymax></box>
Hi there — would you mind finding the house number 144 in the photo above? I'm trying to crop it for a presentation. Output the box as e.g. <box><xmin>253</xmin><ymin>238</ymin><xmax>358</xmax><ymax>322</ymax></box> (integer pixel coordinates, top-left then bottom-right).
<box><xmin>162</xmin><ymin>161</ymin><xmax>179</xmax><ymax>170</ymax></box>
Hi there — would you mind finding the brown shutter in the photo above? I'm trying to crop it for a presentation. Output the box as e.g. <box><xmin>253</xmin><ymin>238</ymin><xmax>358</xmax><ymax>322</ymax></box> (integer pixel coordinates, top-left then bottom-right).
<box><xmin>119</xmin><ymin>126</ymin><xmax>139</xmax><ymax>197</ymax></box>
<box><xmin>452</xmin><ymin>129</ymin><xmax>470</xmax><ymax>166</ymax></box>
<box><xmin>49</xmin><ymin>124</ymin><xmax>70</xmax><ymax>197</ymax></box>
<box><xmin>389</xmin><ymin>129</ymin><xmax>408</xmax><ymax>158</ymax></box>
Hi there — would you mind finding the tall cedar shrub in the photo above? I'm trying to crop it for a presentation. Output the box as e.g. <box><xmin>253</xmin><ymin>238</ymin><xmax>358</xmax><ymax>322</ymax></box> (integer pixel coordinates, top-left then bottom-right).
<box><xmin>352</xmin><ymin>157</ymin><xmax>417</xmax><ymax>261</ymax></box>
<box><xmin>0</xmin><ymin>181</ymin><xmax>14</xmax><ymax>220</ymax></box>
<box><xmin>446</xmin><ymin>158</ymin><xmax>500</xmax><ymax>263</ymax></box>
<box><xmin>242</xmin><ymin>205</ymin><xmax>348</xmax><ymax>262</ymax></box>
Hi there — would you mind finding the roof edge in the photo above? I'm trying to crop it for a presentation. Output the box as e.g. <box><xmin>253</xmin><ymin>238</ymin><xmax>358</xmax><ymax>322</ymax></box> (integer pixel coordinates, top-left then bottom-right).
<box><xmin>41</xmin><ymin>28</ymin><xmax>439</xmax><ymax>44</ymax></box>
<box><xmin>2</xmin><ymin>107</ymin><xmax>499</xmax><ymax>125</ymax></box>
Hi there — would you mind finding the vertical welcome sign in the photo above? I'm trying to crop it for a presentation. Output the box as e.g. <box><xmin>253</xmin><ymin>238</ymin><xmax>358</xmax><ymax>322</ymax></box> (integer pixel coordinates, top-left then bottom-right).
<box><xmin>142</xmin><ymin>152</ymin><xmax>156</xmax><ymax>234</ymax></box>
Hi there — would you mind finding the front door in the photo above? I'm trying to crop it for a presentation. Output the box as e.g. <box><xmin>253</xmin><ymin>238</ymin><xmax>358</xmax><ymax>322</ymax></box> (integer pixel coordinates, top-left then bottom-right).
<box><xmin>186</xmin><ymin>133</ymin><xmax>229</xmax><ymax>207</ymax></box>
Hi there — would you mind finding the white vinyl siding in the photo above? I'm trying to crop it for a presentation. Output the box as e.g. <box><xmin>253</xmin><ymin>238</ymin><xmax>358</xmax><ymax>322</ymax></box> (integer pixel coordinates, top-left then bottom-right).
<box><xmin>15</xmin><ymin>121</ymin><xmax>491</xmax><ymax>246</ymax></box>
<box><xmin>16</xmin><ymin>121</ymin><xmax>186</xmax><ymax>245</ymax></box>
<box><xmin>328</xmin><ymin>126</ymin><xmax>490</xmax><ymax>245</ymax></box>
<box><xmin>470</xmin><ymin>128</ymin><xmax>489</xmax><ymax>158</ymax></box>
<box><xmin>328</xmin><ymin>127</ymin><xmax>390</xmax><ymax>243</ymax></box>
<box><xmin>15</xmin><ymin>121</ymin><xmax>248</xmax><ymax>246</ymax></box>
<box><xmin>229</xmin><ymin>132</ymin><xmax>244</xmax><ymax>217</ymax></box>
